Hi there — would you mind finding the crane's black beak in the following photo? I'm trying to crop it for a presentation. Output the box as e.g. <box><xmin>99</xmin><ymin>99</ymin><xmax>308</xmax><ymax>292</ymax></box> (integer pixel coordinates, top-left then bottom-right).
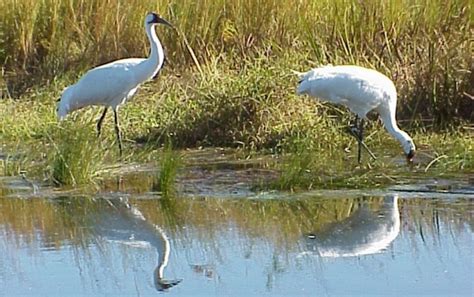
<box><xmin>157</xmin><ymin>16</ymin><xmax>173</xmax><ymax>28</ymax></box>
<box><xmin>148</xmin><ymin>12</ymin><xmax>174</xmax><ymax>29</ymax></box>
<box><xmin>406</xmin><ymin>149</ymin><xmax>415</xmax><ymax>163</ymax></box>
<box><xmin>149</xmin><ymin>12</ymin><xmax>174</xmax><ymax>28</ymax></box>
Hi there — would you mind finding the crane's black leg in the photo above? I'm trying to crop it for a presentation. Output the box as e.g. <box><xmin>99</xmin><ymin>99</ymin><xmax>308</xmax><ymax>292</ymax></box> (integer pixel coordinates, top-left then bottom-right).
<box><xmin>349</xmin><ymin>115</ymin><xmax>363</xmax><ymax>164</ymax></box>
<box><xmin>357</xmin><ymin>118</ymin><xmax>364</xmax><ymax>164</ymax></box>
<box><xmin>97</xmin><ymin>107</ymin><xmax>108</xmax><ymax>137</ymax></box>
<box><xmin>349</xmin><ymin>115</ymin><xmax>360</xmax><ymax>138</ymax></box>
<box><xmin>113</xmin><ymin>109</ymin><xmax>123</xmax><ymax>157</ymax></box>
<box><xmin>347</xmin><ymin>115</ymin><xmax>376</xmax><ymax>163</ymax></box>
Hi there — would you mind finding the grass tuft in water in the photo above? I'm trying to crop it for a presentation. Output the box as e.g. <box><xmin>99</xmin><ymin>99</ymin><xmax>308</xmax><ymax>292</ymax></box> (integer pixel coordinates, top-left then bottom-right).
<box><xmin>152</xmin><ymin>140</ymin><xmax>182</xmax><ymax>197</ymax></box>
<box><xmin>50</xmin><ymin>122</ymin><xmax>102</xmax><ymax>186</ymax></box>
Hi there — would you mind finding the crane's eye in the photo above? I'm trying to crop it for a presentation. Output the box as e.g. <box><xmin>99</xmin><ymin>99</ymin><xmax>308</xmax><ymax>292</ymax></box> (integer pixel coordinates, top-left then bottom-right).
<box><xmin>147</xmin><ymin>12</ymin><xmax>160</xmax><ymax>24</ymax></box>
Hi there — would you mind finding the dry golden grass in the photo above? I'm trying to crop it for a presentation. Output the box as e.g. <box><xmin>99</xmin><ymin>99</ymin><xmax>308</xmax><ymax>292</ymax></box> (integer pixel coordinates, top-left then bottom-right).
<box><xmin>0</xmin><ymin>0</ymin><xmax>470</xmax><ymax>127</ymax></box>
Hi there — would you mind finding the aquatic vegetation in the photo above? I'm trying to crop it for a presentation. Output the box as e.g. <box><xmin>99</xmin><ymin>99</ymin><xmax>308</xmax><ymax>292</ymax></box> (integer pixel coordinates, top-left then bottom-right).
<box><xmin>50</xmin><ymin>122</ymin><xmax>102</xmax><ymax>186</ymax></box>
<box><xmin>273</xmin><ymin>128</ymin><xmax>474</xmax><ymax>191</ymax></box>
<box><xmin>153</xmin><ymin>141</ymin><xmax>183</xmax><ymax>197</ymax></box>
<box><xmin>0</xmin><ymin>0</ymin><xmax>471</xmax><ymax>189</ymax></box>
<box><xmin>416</xmin><ymin>130</ymin><xmax>473</xmax><ymax>173</ymax></box>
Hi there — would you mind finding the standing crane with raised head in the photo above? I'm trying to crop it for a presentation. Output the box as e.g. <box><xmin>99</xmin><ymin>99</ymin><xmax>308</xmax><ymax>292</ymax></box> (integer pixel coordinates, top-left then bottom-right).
<box><xmin>296</xmin><ymin>65</ymin><xmax>415</xmax><ymax>163</ymax></box>
<box><xmin>57</xmin><ymin>12</ymin><xmax>173</xmax><ymax>156</ymax></box>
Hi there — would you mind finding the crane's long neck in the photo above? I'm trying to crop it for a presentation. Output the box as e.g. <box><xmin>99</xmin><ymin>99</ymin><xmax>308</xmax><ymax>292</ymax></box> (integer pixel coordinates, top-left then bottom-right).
<box><xmin>379</xmin><ymin>104</ymin><xmax>415</xmax><ymax>155</ymax></box>
<box><xmin>136</xmin><ymin>23</ymin><xmax>165</xmax><ymax>83</ymax></box>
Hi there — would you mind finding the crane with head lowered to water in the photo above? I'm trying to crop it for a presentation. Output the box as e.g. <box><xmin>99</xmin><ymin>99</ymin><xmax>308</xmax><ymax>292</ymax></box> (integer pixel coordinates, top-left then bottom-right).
<box><xmin>296</xmin><ymin>65</ymin><xmax>415</xmax><ymax>164</ymax></box>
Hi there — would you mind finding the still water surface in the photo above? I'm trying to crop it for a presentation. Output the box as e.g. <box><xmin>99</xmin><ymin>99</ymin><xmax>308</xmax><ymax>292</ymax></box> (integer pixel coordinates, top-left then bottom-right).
<box><xmin>0</xmin><ymin>156</ymin><xmax>472</xmax><ymax>296</ymax></box>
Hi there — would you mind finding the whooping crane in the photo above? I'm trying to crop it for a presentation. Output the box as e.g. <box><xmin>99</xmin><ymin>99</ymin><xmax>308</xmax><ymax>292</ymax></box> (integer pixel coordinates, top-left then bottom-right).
<box><xmin>57</xmin><ymin>12</ymin><xmax>173</xmax><ymax>156</ymax></box>
<box><xmin>296</xmin><ymin>65</ymin><xmax>415</xmax><ymax>163</ymax></box>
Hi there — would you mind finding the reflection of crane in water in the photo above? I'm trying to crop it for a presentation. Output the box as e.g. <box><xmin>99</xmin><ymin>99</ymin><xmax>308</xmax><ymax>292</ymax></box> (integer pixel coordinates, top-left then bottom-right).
<box><xmin>302</xmin><ymin>195</ymin><xmax>400</xmax><ymax>257</ymax></box>
<box><xmin>89</xmin><ymin>198</ymin><xmax>182</xmax><ymax>291</ymax></box>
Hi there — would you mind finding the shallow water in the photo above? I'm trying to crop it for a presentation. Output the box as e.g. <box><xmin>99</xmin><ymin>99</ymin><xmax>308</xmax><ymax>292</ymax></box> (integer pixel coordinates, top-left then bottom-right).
<box><xmin>0</xmin><ymin>150</ymin><xmax>473</xmax><ymax>296</ymax></box>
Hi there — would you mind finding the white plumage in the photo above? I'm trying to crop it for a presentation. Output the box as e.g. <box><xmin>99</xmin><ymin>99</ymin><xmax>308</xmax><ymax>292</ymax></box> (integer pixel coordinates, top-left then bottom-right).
<box><xmin>57</xmin><ymin>12</ymin><xmax>173</xmax><ymax>156</ymax></box>
<box><xmin>296</xmin><ymin>65</ymin><xmax>415</xmax><ymax>163</ymax></box>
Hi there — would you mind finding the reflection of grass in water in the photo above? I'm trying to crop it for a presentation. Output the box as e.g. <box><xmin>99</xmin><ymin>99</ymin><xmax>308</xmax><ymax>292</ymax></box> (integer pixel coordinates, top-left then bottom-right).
<box><xmin>50</xmin><ymin>122</ymin><xmax>102</xmax><ymax>186</ymax></box>
<box><xmin>0</xmin><ymin>195</ymin><xmax>471</xmax><ymax>254</ymax></box>
<box><xmin>0</xmin><ymin>196</ymin><xmax>469</xmax><ymax>295</ymax></box>
<box><xmin>153</xmin><ymin>141</ymin><xmax>183</xmax><ymax>197</ymax></box>
<box><xmin>0</xmin><ymin>196</ymin><xmax>98</xmax><ymax>248</ymax></box>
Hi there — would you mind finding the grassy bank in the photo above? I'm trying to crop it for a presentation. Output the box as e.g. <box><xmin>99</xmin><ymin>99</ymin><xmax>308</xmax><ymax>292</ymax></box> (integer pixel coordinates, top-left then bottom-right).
<box><xmin>0</xmin><ymin>59</ymin><xmax>472</xmax><ymax>189</ymax></box>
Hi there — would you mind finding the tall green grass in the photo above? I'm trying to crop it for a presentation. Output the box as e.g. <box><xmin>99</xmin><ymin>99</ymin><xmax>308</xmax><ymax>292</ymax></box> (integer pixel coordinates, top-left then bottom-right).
<box><xmin>0</xmin><ymin>154</ymin><xmax>29</xmax><ymax>176</ymax></box>
<box><xmin>0</xmin><ymin>51</ymin><xmax>471</xmax><ymax>178</ymax></box>
<box><xmin>0</xmin><ymin>0</ymin><xmax>471</xmax><ymax>189</ymax></box>
<box><xmin>50</xmin><ymin>122</ymin><xmax>102</xmax><ymax>186</ymax></box>
<box><xmin>0</xmin><ymin>0</ymin><xmax>471</xmax><ymax>126</ymax></box>
<box><xmin>152</xmin><ymin>140</ymin><xmax>182</xmax><ymax>196</ymax></box>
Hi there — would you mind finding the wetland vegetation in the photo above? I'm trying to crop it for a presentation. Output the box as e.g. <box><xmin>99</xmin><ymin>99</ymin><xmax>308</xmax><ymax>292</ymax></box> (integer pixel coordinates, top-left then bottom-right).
<box><xmin>0</xmin><ymin>0</ymin><xmax>472</xmax><ymax>188</ymax></box>
<box><xmin>1</xmin><ymin>3</ymin><xmax>472</xmax><ymax>295</ymax></box>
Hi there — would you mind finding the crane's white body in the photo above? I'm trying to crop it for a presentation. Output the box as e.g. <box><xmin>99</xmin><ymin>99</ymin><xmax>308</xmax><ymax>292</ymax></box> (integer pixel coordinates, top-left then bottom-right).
<box><xmin>58</xmin><ymin>15</ymin><xmax>164</xmax><ymax>119</ymax></box>
<box><xmin>58</xmin><ymin>58</ymin><xmax>143</xmax><ymax>117</ymax></box>
<box><xmin>296</xmin><ymin>65</ymin><xmax>415</xmax><ymax>157</ymax></box>
<box><xmin>56</xmin><ymin>13</ymin><xmax>171</xmax><ymax>156</ymax></box>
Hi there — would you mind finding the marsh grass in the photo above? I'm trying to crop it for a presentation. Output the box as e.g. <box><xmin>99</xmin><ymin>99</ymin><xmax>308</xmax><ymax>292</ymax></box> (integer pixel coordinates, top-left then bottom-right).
<box><xmin>274</xmin><ymin>128</ymin><xmax>474</xmax><ymax>191</ymax></box>
<box><xmin>0</xmin><ymin>0</ymin><xmax>472</xmax><ymax>190</ymax></box>
<box><xmin>415</xmin><ymin>130</ymin><xmax>473</xmax><ymax>173</ymax></box>
<box><xmin>152</xmin><ymin>140</ymin><xmax>183</xmax><ymax>196</ymax></box>
<box><xmin>50</xmin><ymin>122</ymin><xmax>102</xmax><ymax>186</ymax></box>
<box><xmin>274</xmin><ymin>136</ymin><xmax>393</xmax><ymax>191</ymax></box>
<box><xmin>0</xmin><ymin>60</ymin><xmax>471</xmax><ymax>191</ymax></box>
<box><xmin>144</xmin><ymin>52</ymin><xmax>348</xmax><ymax>150</ymax></box>
<box><xmin>0</xmin><ymin>154</ymin><xmax>29</xmax><ymax>177</ymax></box>
<box><xmin>1</xmin><ymin>0</ymin><xmax>471</xmax><ymax>126</ymax></box>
